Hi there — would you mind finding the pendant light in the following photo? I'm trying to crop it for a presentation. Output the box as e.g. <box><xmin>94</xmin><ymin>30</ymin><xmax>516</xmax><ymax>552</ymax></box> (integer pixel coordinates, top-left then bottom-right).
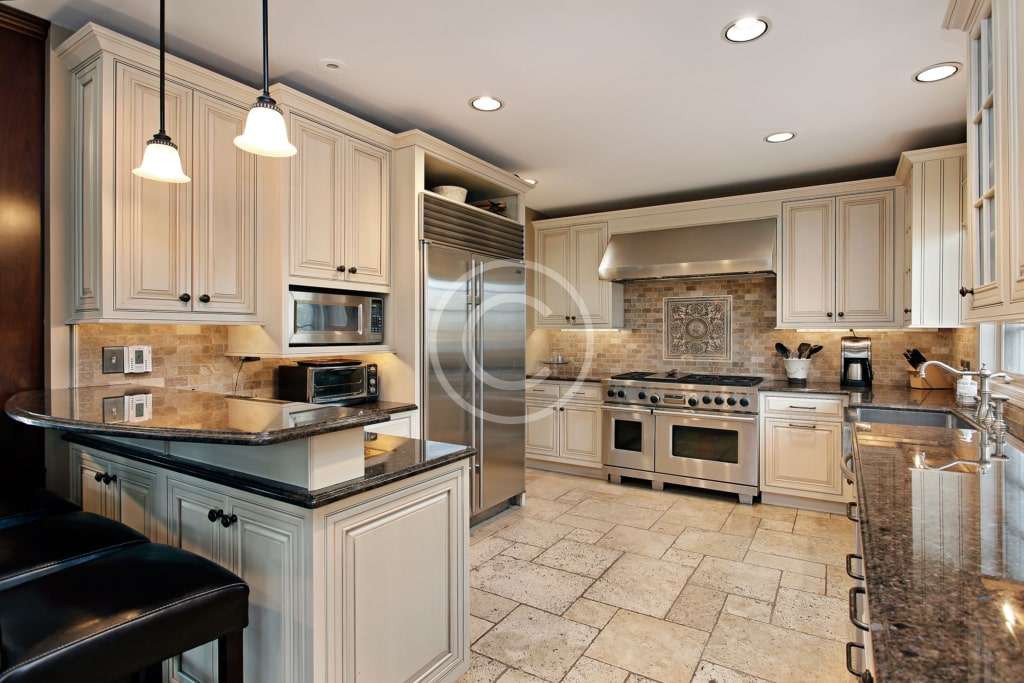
<box><xmin>132</xmin><ymin>0</ymin><xmax>190</xmax><ymax>183</ymax></box>
<box><xmin>234</xmin><ymin>0</ymin><xmax>297</xmax><ymax>157</ymax></box>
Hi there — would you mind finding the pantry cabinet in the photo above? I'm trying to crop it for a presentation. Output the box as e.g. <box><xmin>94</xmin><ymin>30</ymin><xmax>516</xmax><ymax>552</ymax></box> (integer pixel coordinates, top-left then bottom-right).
<box><xmin>778</xmin><ymin>191</ymin><xmax>895</xmax><ymax>329</ymax></box>
<box><xmin>525</xmin><ymin>381</ymin><xmax>602</xmax><ymax>470</ymax></box>
<box><xmin>534</xmin><ymin>223</ymin><xmax>623</xmax><ymax>328</ymax></box>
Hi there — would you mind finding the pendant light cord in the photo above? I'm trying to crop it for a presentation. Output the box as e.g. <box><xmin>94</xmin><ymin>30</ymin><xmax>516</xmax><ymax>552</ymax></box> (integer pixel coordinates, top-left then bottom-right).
<box><xmin>158</xmin><ymin>0</ymin><xmax>166</xmax><ymax>136</ymax></box>
<box><xmin>262</xmin><ymin>0</ymin><xmax>270</xmax><ymax>97</ymax></box>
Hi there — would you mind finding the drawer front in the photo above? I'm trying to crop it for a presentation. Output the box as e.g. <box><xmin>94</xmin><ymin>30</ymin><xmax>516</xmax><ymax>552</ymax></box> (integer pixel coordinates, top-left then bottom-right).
<box><xmin>526</xmin><ymin>383</ymin><xmax>559</xmax><ymax>400</ymax></box>
<box><xmin>558</xmin><ymin>383</ymin><xmax>603</xmax><ymax>403</ymax></box>
<box><xmin>763</xmin><ymin>394</ymin><xmax>844</xmax><ymax>419</ymax></box>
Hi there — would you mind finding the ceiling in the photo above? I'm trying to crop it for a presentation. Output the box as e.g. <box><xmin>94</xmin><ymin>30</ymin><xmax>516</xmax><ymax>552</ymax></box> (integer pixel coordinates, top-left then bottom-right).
<box><xmin>16</xmin><ymin>0</ymin><xmax>966</xmax><ymax>217</ymax></box>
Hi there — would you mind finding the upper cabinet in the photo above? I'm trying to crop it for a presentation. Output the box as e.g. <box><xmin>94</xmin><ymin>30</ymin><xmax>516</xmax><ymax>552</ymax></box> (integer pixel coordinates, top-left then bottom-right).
<box><xmin>778</xmin><ymin>191</ymin><xmax>895</xmax><ymax>329</ymax></box>
<box><xmin>946</xmin><ymin>0</ymin><xmax>1024</xmax><ymax>321</ymax></box>
<box><xmin>533</xmin><ymin>222</ymin><xmax>624</xmax><ymax>328</ymax></box>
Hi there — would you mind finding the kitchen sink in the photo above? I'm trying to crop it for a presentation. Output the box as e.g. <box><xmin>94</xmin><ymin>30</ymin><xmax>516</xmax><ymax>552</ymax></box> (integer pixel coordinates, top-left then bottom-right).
<box><xmin>846</xmin><ymin>407</ymin><xmax>976</xmax><ymax>431</ymax></box>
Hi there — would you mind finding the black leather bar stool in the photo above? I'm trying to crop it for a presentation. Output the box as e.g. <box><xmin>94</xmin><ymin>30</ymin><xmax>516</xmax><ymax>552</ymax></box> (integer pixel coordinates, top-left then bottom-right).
<box><xmin>0</xmin><ymin>511</ymin><xmax>147</xmax><ymax>590</ymax></box>
<box><xmin>0</xmin><ymin>489</ymin><xmax>77</xmax><ymax>529</ymax></box>
<box><xmin>0</xmin><ymin>543</ymin><xmax>248</xmax><ymax>683</ymax></box>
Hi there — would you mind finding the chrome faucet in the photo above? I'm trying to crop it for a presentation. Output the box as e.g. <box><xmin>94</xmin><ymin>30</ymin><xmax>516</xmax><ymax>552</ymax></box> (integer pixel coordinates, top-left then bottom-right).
<box><xmin>918</xmin><ymin>361</ymin><xmax>1011</xmax><ymax>430</ymax></box>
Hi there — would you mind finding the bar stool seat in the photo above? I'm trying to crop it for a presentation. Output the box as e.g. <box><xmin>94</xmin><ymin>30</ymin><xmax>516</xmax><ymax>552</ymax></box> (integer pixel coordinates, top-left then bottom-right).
<box><xmin>0</xmin><ymin>511</ymin><xmax>147</xmax><ymax>590</ymax></box>
<box><xmin>0</xmin><ymin>490</ymin><xmax>77</xmax><ymax>529</ymax></box>
<box><xmin>0</xmin><ymin>543</ymin><xmax>248</xmax><ymax>683</ymax></box>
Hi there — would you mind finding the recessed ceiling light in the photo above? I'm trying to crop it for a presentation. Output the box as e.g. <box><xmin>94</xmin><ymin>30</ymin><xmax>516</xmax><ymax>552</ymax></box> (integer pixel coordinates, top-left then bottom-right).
<box><xmin>516</xmin><ymin>174</ymin><xmax>538</xmax><ymax>186</ymax></box>
<box><xmin>914</xmin><ymin>62</ymin><xmax>961</xmax><ymax>83</ymax></box>
<box><xmin>724</xmin><ymin>17</ymin><xmax>769</xmax><ymax>43</ymax></box>
<box><xmin>470</xmin><ymin>96</ymin><xmax>503</xmax><ymax>112</ymax></box>
<box><xmin>764</xmin><ymin>131</ymin><xmax>796</xmax><ymax>143</ymax></box>
<box><xmin>320</xmin><ymin>58</ymin><xmax>344</xmax><ymax>71</ymax></box>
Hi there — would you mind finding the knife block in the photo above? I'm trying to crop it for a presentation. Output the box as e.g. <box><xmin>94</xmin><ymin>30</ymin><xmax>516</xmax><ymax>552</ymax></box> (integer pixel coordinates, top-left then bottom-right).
<box><xmin>907</xmin><ymin>367</ymin><xmax>955</xmax><ymax>390</ymax></box>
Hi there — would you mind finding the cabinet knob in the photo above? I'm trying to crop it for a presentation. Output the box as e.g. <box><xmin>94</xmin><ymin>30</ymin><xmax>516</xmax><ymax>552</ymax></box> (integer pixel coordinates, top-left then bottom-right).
<box><xmin>559</xmin><ymin>407</ymin><xmax>565</xmax><ymax>412</ymax></box>
<box><xmin>102</xmin><ymin>473</ymin><xmax>117</xmax><ymax>485</ymax></box>
<box><xmin>826</xmin><ymin>312</ymin><xmax>833</xmax><ymax>318</ymax></box>
<box><xmin>178</xmin><ymin>293</ymin><xmax>191</xmax><ymax>303</ymax></box>
<box><xmin>903</xmin><ymin>308</ymin><xmax>911</xmax><ymax>314</ymax></box>
<box><xmin>837</xmin><ymin>312</ymin><xmax>845</xmax><ymax>318</ymax></box>
<box><xmin>208</xmin><ymin>508</ymin><xmax>224</xmax><ymax>523</ymax></box>
<box><xmin>564</xmin><ymin>315</ymin><xmax>571</xmax><ymax>322</ymax></box>
<box><xmin>220</xmin><ymin>513</ymin><xmax>239</xmax><ymax>528</ymax></box>
<box><xmin>570</xmin><ymin>315</ymin><xmax>577</xmax><ymax>322</ymax></box>
<box><xmin>336</xmin><ymin>265</ymin><xmax>346</xmax><ymax>272</ymax></box>
<box><xmin>348</xmin><ymin>266</ymin><xmax>358</xmax><ymax>274</ymax></box>
<box><xmin>959</xmin><ymin>286</ymin><xmax>974</xmax><ymax>298</ymax></box>
<box><xmin>94</xmin><ymin>471</ymin><xmax>104</xmax><ymax>482</ymax></box>
<box><xmin>198</xmin><ymin>294</ymin><xmax>211</xmax><ymax>303</ymax></box>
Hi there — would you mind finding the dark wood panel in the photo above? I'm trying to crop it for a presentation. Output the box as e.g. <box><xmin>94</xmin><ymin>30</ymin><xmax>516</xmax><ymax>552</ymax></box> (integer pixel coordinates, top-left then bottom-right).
<box><xmin>0</xmin><ymin>5</ymin><xmax>48</xmax><ymax>487</ymax></box>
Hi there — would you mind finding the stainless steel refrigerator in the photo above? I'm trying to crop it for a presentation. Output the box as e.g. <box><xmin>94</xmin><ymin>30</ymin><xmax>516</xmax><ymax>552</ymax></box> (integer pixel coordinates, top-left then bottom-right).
<box><xmin>421</xmin><ymin>240</ymin><xmax>525</xmax><ymax>518</ymax></box>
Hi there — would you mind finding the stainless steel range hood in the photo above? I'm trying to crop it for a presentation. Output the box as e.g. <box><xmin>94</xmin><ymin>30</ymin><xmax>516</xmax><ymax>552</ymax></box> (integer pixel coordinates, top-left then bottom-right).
<box><xmin>597</xmin><ymin>218</ymin><xmax>777</xmax><ymax>281</ymax></box>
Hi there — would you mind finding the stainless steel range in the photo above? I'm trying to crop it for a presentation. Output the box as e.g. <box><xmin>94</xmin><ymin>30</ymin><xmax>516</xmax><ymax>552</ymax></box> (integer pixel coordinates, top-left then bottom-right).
<box><xmin>602</xmin><ymin>371</ymin><xmax>762</xmax><ymax>503</ymax></box>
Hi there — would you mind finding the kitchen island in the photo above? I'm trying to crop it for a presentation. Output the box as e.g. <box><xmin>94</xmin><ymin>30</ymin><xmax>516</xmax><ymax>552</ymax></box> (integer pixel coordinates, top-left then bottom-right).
<box><xmin>5</xmin><ymin>386</ymin><xmax>474</xmax><ymax>683</ymax></box>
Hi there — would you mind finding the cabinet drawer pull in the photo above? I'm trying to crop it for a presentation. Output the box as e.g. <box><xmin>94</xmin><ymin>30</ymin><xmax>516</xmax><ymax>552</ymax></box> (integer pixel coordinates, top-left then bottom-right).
<box><xmin>208</xmin><ymin>508</ymin><xmax>224</xmax><ymax>523</ymax></box>
<box><xmin>220</xmin><ymin>513</ymin><xmax>239</xmax><ymax>528</ymax></box>
<box><xmin>787</xmin><ymin>405</ymin><xmax>817</xmax><ymax>410</ymax></box>
<box><xmin>846</xmin><ymin>501</ymin><xmax>860</xmax><ymax>523</ymax></box>
<box><xmin>787</xmin><ymin>423</ymin><xmax>817</xmax><ymax>430</ymax></box>
<box><xmin>849</xmin><ymin>586</ymin><xmax>869</xmax><ymax>631</ymax></box>
<box><xmin>846</xmin><ymin>553</ymin><xmax>865</xmax><ymax>581</ymax></box>
<box><xmin>846</xmin><ymin>642</ymin><xmax>873</xmax><ymax>681</ymax></box>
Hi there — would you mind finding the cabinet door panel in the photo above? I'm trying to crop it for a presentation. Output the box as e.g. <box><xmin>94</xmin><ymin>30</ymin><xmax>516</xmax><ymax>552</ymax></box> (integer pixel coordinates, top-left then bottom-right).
<box><xmin>763</xmin><ymin>419</ymin><xmax>842</xmax><ymax>497</ymax></box>
<box><xmin>560</xmin><ymin>404</ymin><xmax>602</xmax><ymax>465</ymax></box>
<box><xmin>226</xmin><ymin>500</ymin><xmax>304</xmax><ymax>683</ymax></box>
<box><xmin>571</xmin><ymin>223</ymin><xmax>609</xmax><ymax>325</ymax></box>
<box><xmin>193</xmin><ymin>93</ymin><xmax>256</xmax><ymax>314</ymax></box>
<box><xmin>111</xmin><ymin>462</ymin><xmax>160</xmax><ymax>541</ymax></box>
<box><xmin>114</xmin><ymin>63</ymin><xmax>192</xmax><ymax>311</ymax></box>
<box><xmin>781</xmin><ymin>198</ymin><xmax>835</xmax><ymax>324</ymax></box>
<box><xmin>72</xmin><ymin>63</ymin><xmax>102</xmax><ymax>313</ymax></box>
<box><xmin>525</xmin><ymin>400</ymin><xmax>558</xmax><ymax>457</ymax></box>
<box><xmin>836</xmin><ymin>191</ymin><xmax>894</xmax><ymax>324</ymax></box>
<box><xmin>344</xmin><ymin>139</ymin><xmax>389</xmax><ymax>285</ymax></box>
<box><xmin>78</xmin><ymin>456</ymin><xmax>111</xmax><ymax>518</ymax></box>
<box><xmin>535</xmin><ymin>228</ymin><xmax>572</xmax><ymax>326</ymax></box>
<box><xmin>290</xmin><ymin>115</ymin><xmax>345</xmax><ymax>281</ymax></box>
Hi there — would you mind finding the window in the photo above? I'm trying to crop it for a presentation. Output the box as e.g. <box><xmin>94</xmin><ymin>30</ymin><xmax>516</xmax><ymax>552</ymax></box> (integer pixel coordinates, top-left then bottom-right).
<box><xmin>970</xmin><ymin>14</ymin><xmax>998</xmax><ymax>287</ymax></box>
<box><xmin>980</xmin><ymin>321</ymin><xmax>1024</xmax><ymax>379</ymax></box>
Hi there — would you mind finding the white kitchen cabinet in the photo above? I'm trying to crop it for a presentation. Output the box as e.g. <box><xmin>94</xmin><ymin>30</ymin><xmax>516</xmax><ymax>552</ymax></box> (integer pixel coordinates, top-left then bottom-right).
<box><xmin>560</xmin><ymin>403</ymin><xmax>602</xmax><ymax>465</ymax></box>
<box><xmin>779</xmin><ymin>191</ymin><xmax>895</xmax><ymax>329</ymax></box>
<box><xmin>365</xmin><ymin>409</ymin><xmax>419</xmax><ymax>438</ymax></box>
<box><xmin>897</xmin><ymin>145</ymin><xmax>966</xmax><ymax>328</ymax></box>
<box><xmin>525</xmin><ymin>400</ymin><xmax>559</xmax><ymax>458</ymax></box>
<box><xmin>70</xmin><ymin>447</ymin><xmax>163</xmax><ymax>541</ymax></box>
<box><xmin>344</xmin><ymin>138</ymin><xmax>390</xmax><ymax>286</ymax></box>
<box><xmin>525</xmin><ymin>382</ymin><xmax>603</xmax><ymax>471</ymax></box>
<box><xmin>534</xmin><ymin>223</ymin><xmax>623</xmax><ymax>328</ymax></box>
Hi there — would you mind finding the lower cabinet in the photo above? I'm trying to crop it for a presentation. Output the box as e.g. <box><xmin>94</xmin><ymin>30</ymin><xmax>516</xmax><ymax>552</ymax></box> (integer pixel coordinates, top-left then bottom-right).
<box><xmin>525</xmin><ymin>383</ymin><xmax>602</xmax><ymax>470</ymax></box>
<box><xmin>71</xmin><ymin>447</ymin><xmax>163</xmax><ymax>541</ymax></box>
<box><xmin>364</xmin><ymin>409</ymin><xmax>419</xmax><ymax>438</ymax></box>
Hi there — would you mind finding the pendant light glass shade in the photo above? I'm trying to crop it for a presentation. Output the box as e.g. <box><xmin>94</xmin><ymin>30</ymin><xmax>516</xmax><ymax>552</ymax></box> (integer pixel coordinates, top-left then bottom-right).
<box><xmin>133</xmin><ymin>134</ymin><xmax>190</xmax><ymax>183</ymax></box>
<box><xmin>234</xmin><ymin>96</ymin><xmax>296</xmax><ymax>157</ymax></box>
<box><xmin>234</xmin><ymin>0</ymin><xmax>296</xmax><ymax>157</ymax></box>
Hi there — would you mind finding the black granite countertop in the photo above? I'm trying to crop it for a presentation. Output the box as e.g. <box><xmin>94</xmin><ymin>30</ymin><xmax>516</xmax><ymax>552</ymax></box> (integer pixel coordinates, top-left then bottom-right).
<box><xmin>526</xmin><ymin>372</ymin><xmax>604</xmax><ymax>383</ymax></box>
<box><xmin>6</xmin><ymin>386</ymin><xmax>394</xmax><ymax>446</ymax></box>
<box><xmin>851</xmin><ymin>421</ymin><xmax>1024</xmax><ymax>681</ymax></box>
<box><xmin>357</xmin><ymin>400</ymin><xmax>417</xmax><ymax>414</ymax></box>
<box><xmin>65</xmin><ymin>431</ymin><xmax>474</xmax><ymax>508</ymax></box>
<box><xmin>760</xmin><ymin>382</ymin><xmax>963</xmax><ymax>410</ymax></box>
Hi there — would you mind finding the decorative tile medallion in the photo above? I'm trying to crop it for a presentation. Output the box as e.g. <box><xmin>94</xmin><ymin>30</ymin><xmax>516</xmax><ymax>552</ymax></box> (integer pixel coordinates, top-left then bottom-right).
<box><xmin>663</xmin><ymin>296</ymin><xmax>732</xmax><ymax>361</ymax></box>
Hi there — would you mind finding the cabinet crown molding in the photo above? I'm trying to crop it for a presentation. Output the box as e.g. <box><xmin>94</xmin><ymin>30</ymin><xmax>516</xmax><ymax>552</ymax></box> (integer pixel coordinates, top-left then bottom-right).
<box><xmin>895</xmin><ymin>143</ymin><xmax>967</xmax><ymax>182</ymax></box>
<box><xmin>943</xmin><ymin>0</ymin><xmax>989</xmax><ymax>31</ymax></box>
<box><xmin>394</xmin><ymin>129</ymin><xmax>535</xmax><ymax>194</ymax></box>
<box><xmin>0</xmin><ymin>4</ymin><xmax>49</xmax><ymax>39</ymax></box>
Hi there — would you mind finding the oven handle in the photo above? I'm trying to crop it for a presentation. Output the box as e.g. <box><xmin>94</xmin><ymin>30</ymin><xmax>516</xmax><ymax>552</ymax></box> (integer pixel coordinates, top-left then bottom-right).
<box><xmin>652</xmin><ymin>409</ymin><xmax>757</xmax><ymax>424</ymax></box>
<box><xmin>602</xmin><ymin>405</ymin><xmax>654</xmax><ymax>416</ymax></box>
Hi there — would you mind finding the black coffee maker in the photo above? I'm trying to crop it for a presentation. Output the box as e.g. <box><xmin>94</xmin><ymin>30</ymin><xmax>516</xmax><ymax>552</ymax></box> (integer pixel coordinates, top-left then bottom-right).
<box><xmin>840</xmin><ymin>334</ymin><xmax>873</xmax><ymax>387</ymax></box>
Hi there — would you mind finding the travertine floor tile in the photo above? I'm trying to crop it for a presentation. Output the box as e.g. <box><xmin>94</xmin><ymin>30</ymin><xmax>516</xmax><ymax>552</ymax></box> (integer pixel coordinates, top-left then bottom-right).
<box><xmin>652</xmin><ymin>505</ymin><xmax>730</xmax><ymax>534</ymax></box>
<box><xmin>567</xmin><ymin>499</ymin><xmax>663</xmax><ymax>529</ymax></box>
<box><xmin>771</xmin><ymin>587</ymin><xmax>849</xmax><ymax>642</ymax></box>
<box><xmin>689</xmin><ymin>556</ymin><xmax>780</xmax><ymax>602</ymax></box>
<box><xmin>472</xmin><ymin>510</ymin><xmax>523</xmax><ymax>543</ymax></box>
<box><xmin>586</xmin><ymin>610</ymin><xmax>708</xmax><ymax>683</ymax></box>
<box><xmin>703</xmin><ymin>613</ymin><xmax>846</xmax><ymax>683</ymax></box>
<box><xmin>661</xmin><ymin>547</ymin><xmax>704</xmax><ymax>567</ymax></box>
<box><xmin>473</xmin><ymin>605</ymin><xmax>598</xmax><ymax>682</ymax></box>
<box><xmin>471</xmin><ymin>556</ymin><xmax>593</xmax><ymax>614</ymax></box>
<box><xmin>501</xmin><ymin>543</ymin><xmax>543</xmax><ymax>561</ymax></box>
<box><xmin>743</xmin><ymin>550</ymin><xmax>826</xmax><ymax>578</ymax></box>
<box><xmin>459</xmin><ymin>652</ymin><xmax>507</xmax><ymax>683</ymax></box>
<box><xmin>555</xmin><ymin>513</ymin><xmax>615</xmax><ymax>533</ymax></box>
<box><xmin>730</xmin><ymin>504</ymin><xmax>797</xmax><ymax>522</ymax></box>
<box><xmin>826</xmin><ymin>563</ymin><xmax>858</xmax><ymax>600</ymax></box>
<box><xmin>596</xmin><ymin>524</ymin><xmax>676</xmax><ymax>558</ymax></box>
<box><xmin>518</xmin><ymin>498</ymin><xmax>574</xmax><ymax>522</ymax></box>
<box><xmin>470</xmin><ymin>615</ymin><xmax>495</xmax><ymax>643</ymax></box>
<box><xmin>563</xmin><ymin>656</ymin><xmax>629</xmax><ymax>683</ymax></box>
<box><xmin>525</xmin><ymin>477</ymin><xmax>575</xmax><ymax>501</ymax></box>
<box><xmin>585</xmin><ymin>553</ymin><xmax>694</xmax><ymax>618</ymax></box>
<box><xmin>691</xmin><ymin>660</ymin><xmax>770</xmax><ymax>683</ymax></box>
<box><xmin>495</xmin><ymin>517</ymin><xmax>573</xmax><ymax>548</ymax></box>
<box><xmin>565</xmin><ymin>527</ymin><xmax>605</xmax><ymax>544</ymax></box>
<box><xmin>472</xmin><ymin>537</ymin><xmax>514</xmax><ymax>568</ymax></box>
<box><xmin>665</xmin><ymin>583</ymin><xmax>727</xmax><ymax>631</ymax></box>
<box><xmin>792</xmin><ymin>512</ymin><xmax>856</xmax><ymax>540</ymax></box>
<box><xmin>470</xmin><ymin>588</ymin><xmax>518</xmax><ymax>622</ymax></box>
<box><xmin>720</xmin><ymin>513</ymin><xmax>761</xmax><ymax>537</ymax></box>
<box><xmin>780</xmin><ymin>570</ymin><xmax>826</xmax><ymax>594</ymax></box>
<box><xmin>758</xmin><ymin>518</ymin><xmax>795</xmax><ymax>533</ymax></box>
<box><xmin>674</xmin><ymin>528</ymin><xmax>752</xmax><ymax>561</ymax></box>
<box><xmin>534</xmin><ymin>539</ymin><xmax>622</xmax><ymax>579</ymax></box>
<box><xmin>563</xmin><ymin>597</ymin><xmax>618</xmax><ymax>629</ymax></box>
<box><xmin>722</xmin><ymin>594</ymin><xmax>772</xmax><ymax>623</ymax></box>
<box><xmin>749</xmin><ymin>528</ymin><xmax>851</xmax><ymax>566</ymax></box>
<box><xmin>496</xmin><ymin>670</ymin><xmax>546</xmax><ymax>683</ymax></box>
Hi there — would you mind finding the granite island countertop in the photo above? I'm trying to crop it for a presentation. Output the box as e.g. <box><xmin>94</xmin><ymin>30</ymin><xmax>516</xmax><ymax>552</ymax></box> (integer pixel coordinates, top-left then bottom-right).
<box><xmin>760</xmin><ymin>381</ymin><xmax>963</xmax><ymax>411</ymax></box>
<box><xmin>5</xmin><ymin>386</ymin><xmax>401</xmax><ymax>446</ymax></box>
<box><xmin>851</xmin><ymin>421</ymin><xmax>1024</xmax><ymax>681</ymax></box>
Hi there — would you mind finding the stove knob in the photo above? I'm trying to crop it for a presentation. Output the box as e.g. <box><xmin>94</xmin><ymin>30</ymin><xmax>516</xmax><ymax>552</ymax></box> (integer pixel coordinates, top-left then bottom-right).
<box><xmin>638</xmin><ymin>391</ymin><xmax>647</xmax><ymax>400</ymax></box>
<box><xmin>616</xmin><ymin>390</ymin><xmax>625</xmax><ymax>398</ymax></box>
<box><xmin>650</xmin><ymin>395</ymin><xmax>660</xmax><ymax>404</ymax></box>
<box><xmin>607</xmin><ymin>389</ymin><xmax>616</xmax><ymax>397</ymax></box>
<box><xmin>714</xmin><ymin>397</ymin><xmax>724</xmax><ymax>405</ymax></box>
<box><xmin>688</xmin><ymin>398</ymin><xmax>698</xmax><ymax>407</ymax></box>
<box><xmin>739</xmin><ymin>398</ymin><xmax>750</xmax><ymax>407</ymax></box>
<box><xmin>727</xmin><ymin>397</ymin><xmax>737</xmax><ymax>406</ymax></box>
<box><xmin>702</xmin><ymin>396</ymin><xmax>711</xmax><ymax>405</ymax></box>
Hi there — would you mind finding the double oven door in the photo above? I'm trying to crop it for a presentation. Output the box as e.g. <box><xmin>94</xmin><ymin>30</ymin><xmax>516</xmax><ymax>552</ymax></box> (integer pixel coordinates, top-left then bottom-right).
<box><xmin>653</xmin><ymin>410</ymin><xmax>758</xmax><ymax>487</ymax></box>
<box><xmin>602</xmin><ymin>406</ymin><xmax>655</xmax><ymax>472</ymax></box>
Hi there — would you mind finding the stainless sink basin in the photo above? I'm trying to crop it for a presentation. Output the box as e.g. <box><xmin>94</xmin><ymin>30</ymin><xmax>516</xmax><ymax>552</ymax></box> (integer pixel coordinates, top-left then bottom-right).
<box><xmin>846</xmin><ymin>407</ymin><xmax>976</xmax><ymax>430</ymax></box>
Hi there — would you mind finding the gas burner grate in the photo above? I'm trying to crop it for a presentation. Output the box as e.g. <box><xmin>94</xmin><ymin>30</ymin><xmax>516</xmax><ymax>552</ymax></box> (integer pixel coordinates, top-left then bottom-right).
<box><xmin>610</xmin><ymin>372</ymin><xmax>656</xmax><ymax>380</ymax></box>
<box><xmin>678</xmin><ymin>374</ymin><xmax>764</xmax><ymax>387</ymax></box>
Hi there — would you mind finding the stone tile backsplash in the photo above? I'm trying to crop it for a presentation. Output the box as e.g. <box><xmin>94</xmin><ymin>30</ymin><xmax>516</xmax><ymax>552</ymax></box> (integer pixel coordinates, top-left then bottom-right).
<box><xmin>543</xmin><ymin>276</ymin><xmax>979</xmax><ymax>386</ymax></box>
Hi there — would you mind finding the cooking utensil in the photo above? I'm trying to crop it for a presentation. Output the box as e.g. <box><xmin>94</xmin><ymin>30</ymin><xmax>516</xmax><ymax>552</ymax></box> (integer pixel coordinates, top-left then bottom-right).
<box><xmin>796</xmin><ymin>342</ymin><xmax>810</xmax><ymax>359</ymax></box>
<box><xmin>775</xmin><ymin>343</ymin><xmax>791</xmax><ymax>359</ymax></box>
<box><xmin>806</xmin><ymin>345</ymin><xmax>823</xmax><ymax>358</ymax></box>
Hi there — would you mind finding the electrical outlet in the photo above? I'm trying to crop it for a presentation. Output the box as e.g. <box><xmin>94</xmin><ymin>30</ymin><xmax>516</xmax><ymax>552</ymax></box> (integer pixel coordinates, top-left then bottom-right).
<box><xmin>102</xmin><ymin>346</ymin><xmax>126</xmax><ymax>374</ymax></box>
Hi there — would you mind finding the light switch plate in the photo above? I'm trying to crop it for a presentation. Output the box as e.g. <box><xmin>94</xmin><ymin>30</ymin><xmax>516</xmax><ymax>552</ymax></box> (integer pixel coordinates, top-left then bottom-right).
<box><xmin>102</xmin><ymin>346</ymin><xmax>126</xmax><ymax>374</ymax></box>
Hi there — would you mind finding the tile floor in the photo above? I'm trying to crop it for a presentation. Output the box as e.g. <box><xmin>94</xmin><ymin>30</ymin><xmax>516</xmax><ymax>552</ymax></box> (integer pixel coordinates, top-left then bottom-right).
<box><xmin>460</xmin><ymin>469</ymin><xmax>858</xmax><ymax>683</ymax></box>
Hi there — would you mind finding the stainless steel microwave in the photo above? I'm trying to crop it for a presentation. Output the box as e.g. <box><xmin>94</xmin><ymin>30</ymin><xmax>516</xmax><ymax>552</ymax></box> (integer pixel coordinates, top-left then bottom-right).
<box><xmin>277</xmin><ymin>361</ymin><xmax>379</xmax><ymax>405</ymax></box>
<box><xmin>289</xmin><ymin>290</ymin><xmax>384</xmax><ymax>346</ymax></box>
